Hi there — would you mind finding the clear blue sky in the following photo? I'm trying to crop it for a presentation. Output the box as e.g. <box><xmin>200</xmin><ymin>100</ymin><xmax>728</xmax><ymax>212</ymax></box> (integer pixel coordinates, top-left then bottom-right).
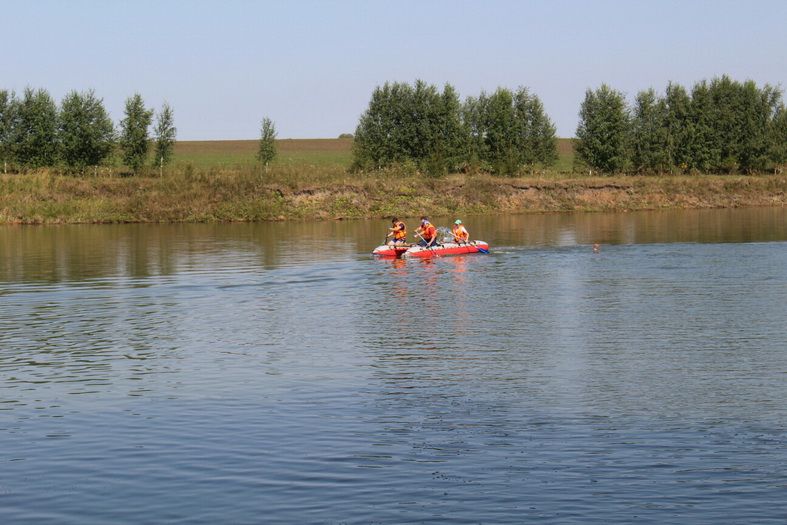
<box><xmin>3</xmin><ymin>0</ymin><xmax>786</xmax><ymax>139</ymax></box>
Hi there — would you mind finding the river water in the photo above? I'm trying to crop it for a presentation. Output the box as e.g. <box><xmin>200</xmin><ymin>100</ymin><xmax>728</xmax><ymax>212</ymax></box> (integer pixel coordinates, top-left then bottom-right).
<box><xmin>2</xmin><ymin>208</ymin><xmax>787</xmax><ymax>524</ymax></box>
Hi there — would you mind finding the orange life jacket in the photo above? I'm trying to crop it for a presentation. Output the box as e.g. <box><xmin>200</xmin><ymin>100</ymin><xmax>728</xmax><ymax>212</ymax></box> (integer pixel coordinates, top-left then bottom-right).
<box><xmin>393</xmin><ymin>221</ymin><xmax>407</xmax><ymax>240</ymax></box>
<box><xmin>422</xmin><ymin>223</ymin><xmax>437</xmax><ymax>240</ymax></box>
<box><xmin>453</xmin><ymin>225</ymin><xmax>469</xmax><ymax>242</ymax></box>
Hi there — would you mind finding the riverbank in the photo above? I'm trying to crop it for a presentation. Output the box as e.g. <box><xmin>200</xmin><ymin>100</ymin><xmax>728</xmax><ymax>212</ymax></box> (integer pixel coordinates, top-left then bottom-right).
<box><xmin>1</xmin><ymin>168</ymin><xmax>786</xmax><ymax>224</ymax></box>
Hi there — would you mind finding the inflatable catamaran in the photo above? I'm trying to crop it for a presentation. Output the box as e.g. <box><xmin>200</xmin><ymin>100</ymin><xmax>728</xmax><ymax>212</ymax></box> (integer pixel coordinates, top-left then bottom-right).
<box><xmin>372</xmin><ymin>240</ymin><xmax>490</xmax><ymax>259</ymax></box>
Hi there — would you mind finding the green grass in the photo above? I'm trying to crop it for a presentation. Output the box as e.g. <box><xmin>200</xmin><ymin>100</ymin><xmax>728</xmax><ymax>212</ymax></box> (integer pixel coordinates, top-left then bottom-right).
<box><xmin>3</xmin><ymin>138</ymin><xmax>785</xmax><ymax>225</ymax></box>
<box><xmin>173</xmin><ymin>138</ymin><xmax>353</xmax><ymax>169</ymax></box>
<box><xmin>172</xmin><ymin>137</ymin><xmax>575</xmax><ymax>172</ymax></box>
<box><xmin>554</xmin><ymin>138</ymin><xmax>576</xmax><ymax>172</ymax></box>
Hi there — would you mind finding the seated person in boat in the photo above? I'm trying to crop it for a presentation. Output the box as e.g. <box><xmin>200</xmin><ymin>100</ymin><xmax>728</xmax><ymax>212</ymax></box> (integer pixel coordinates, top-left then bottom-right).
<box><xmin>387</xmin><ymin>217</ymin><xmax>407</xmax><ymax>245</ymax></box>
<box><xmin>415</xmin><ymin>217</ymin><xmax>438</xmax><ymax>247</ymax></box>
<box><xmin>452</xmin><ymin>219</ymin><xmax>469</xmax><ymax>244</ymax></box>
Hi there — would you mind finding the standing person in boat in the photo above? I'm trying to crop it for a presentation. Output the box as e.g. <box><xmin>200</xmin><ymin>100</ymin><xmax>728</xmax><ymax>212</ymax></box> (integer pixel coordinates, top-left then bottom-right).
<box><xmin>415</xmin><ymin>216</ymin><xmax>438</xmax><ymax>247</ymax></box>
<box><xmin>452</xmin><ymin>219</ymin><xmax>469</xmax><ymax>244</ymax></box>
<box><xmin>386</xmin><ymin>217</ymin><xmax>407</xmax><ymax>245</ymax></box>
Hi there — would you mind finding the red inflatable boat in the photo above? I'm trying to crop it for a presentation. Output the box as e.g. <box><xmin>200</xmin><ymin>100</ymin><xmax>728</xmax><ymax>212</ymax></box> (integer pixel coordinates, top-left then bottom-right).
<box><xmin>372</xmin><ymin>241</ymin><xmax>489</xmax><ymax>258</ymax></box>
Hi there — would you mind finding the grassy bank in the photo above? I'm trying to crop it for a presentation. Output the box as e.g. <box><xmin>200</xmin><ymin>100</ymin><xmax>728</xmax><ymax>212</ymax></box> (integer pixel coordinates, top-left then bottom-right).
<box><xmin>2</xmin><ymin>138</ymin><xmax>784</xmax><ymax>224</ymax></box>
<box><xmin>2</xmin><ymin>165</ymin><xmax>786</xmax><ymax>224</ymax></box>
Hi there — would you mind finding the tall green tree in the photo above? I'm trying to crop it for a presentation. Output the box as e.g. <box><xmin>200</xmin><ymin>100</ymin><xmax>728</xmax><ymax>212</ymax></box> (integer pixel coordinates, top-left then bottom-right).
<box><xmin>663</xmin><ymin>82</ymin><xmax>693</xmax><ymax>172</ymax></box>
<box><xmin>153</xmin><ymin>102</ymin><xmax>177</xmax><ymax>171</ymax></box>
<box><xmin>461</xmin><ymin>95</ymin><xmax>488</xmax><ymax>170</ymax></box>
<box><xmin>459</xmin><ymin>87</ymin><xmax>556</xmax><ymax>175</ymax></box>
<box><xmin>687</xmin><ymin>80</ymin><xmax>719</xmax><ymax>172</ymax></box>
<box><xmin>423</xmin><ymin>83</ymin><xmax>466</xmax><ymax>176</ymax></box>
<box><xmin>0</xmin><ymin>90</ymin><xmax>17</xmax><ymax>173</ymax></box>
<box><xmin>513</xmin><ymin>87</ymin><xmax>558</xmax><ymax>167</ymax></box>
<box><xmin>257</xmin><ymin>117</ymin><xmax>277</xmax><ymax>166</ymax></box>
<box><xmin>481</xmin><ymin>88</ymin><xmax>520</xmax><ymax>175</ymax></box>
<box><xmin>407</xmin><ymin>80</ymin><xmax>438</xmax><ymax>163</ymax></box>
<box><xmin>11</xmin><ymin>87</ymin><xmax>59</xmax><ymax>168</ymax></box>
<box><xmin>352</xmin><ymin>80</ymin><xmax>466</xmax><ymax>174</ymax></box>
<box><xmin>353</xmin><ymin>82</ymin><xmax>412</xmax><ymax>169</ymax></box>
<box><xmin>770</xmin><ymin>104</ymin><xmax>787</xmax><ymax>169</ymax></box>
<box><xmin>631</xmin><ymin>88</ymin><xmax>669</xmax><ymax>173</ymax></box>
<box><xmin>58</xmin><ymin>90</ymin><xmax>115</xmax><ymax>172</ymax></box>
<box><xmin>684</xmin><ymin>76</ymin><xmax>781</xmax><ymax>173</ymax></box>
<box><xmin>120</xmin><ymin>93</ymin><xmax>153</xmax><ymax>174</ymax></box>
<box><xmin>707</xmin><ymin>76</ymin><xmax>742</xmax><ymax>172</ymax></box>
<box><xmin>575</xmin><ymin>84</ymin><xmax>631</xmax><ymax>173</ymax></box>
<box><xmin>736</xmin><ymin>81</ymin><xmax>780</xmax><ymax>172</ymax></box>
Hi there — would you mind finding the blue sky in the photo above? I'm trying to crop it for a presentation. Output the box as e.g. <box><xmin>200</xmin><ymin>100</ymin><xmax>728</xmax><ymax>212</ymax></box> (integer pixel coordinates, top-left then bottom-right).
<box><xmin>3</xmin><ymin>0</ymin><xmax>786</xmax><ymax>139</ymax></box>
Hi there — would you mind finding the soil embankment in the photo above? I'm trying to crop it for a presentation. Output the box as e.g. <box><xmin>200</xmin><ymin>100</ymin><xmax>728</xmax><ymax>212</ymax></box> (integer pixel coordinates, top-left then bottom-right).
<box><xmin>1</xmin><ymin>171</ymin><xmax>785</xmax><ymax>224</ymax></box>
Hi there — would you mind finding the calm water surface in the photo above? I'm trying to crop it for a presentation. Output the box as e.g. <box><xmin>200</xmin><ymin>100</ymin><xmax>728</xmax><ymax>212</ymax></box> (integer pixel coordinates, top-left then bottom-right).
<box><xmin>2</xmin><ymin>208</ymin><xmax>787</xmax><ymax>524</ymax></box>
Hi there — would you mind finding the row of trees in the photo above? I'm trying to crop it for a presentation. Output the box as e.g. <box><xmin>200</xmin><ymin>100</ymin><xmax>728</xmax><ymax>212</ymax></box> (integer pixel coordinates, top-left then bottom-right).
<box><xmin>5</xmin><ymin>77</ymin><xmax>785</xmax><ymax>177</ymax></box>
<box><xmin>0</xmin><ymin>88</ymin><xmax>175</xmax><ymax>174</ymax></box>
<box><xmin>352</xmin><ymin>80</ymin><xmax>557</xmax><ymax>176</ymax></box>
<box><xmin>576</xmin><ymin>76</ymin><xmax>787</xmax><ymax>173</ymax></box>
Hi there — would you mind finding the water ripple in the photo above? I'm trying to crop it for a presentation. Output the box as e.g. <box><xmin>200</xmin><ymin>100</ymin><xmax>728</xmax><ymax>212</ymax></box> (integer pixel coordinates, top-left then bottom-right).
<box><xmin>2</xmin><ymin>216</ymin><xmax>787</xmax><ymax>523</ymax></box>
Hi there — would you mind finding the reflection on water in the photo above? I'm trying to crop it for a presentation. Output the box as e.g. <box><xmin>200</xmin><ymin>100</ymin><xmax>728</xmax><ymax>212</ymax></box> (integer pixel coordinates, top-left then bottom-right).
<box><xmin>2</xmin><ymin>207</ymin><xmax>787</xmax><ymax>285</ymax></box>
<box><xmin>1</xmin><ymin>208</ymin><xmax>787</xmax><ymax>523</ymax></box>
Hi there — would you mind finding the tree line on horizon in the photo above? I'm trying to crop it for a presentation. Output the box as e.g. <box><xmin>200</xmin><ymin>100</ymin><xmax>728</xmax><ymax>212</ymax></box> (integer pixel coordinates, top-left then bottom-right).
<box><xmin>352</xmin><ymin>80</ymin><xmax>557</xmax><ymax>176</ymax></box>
<box><xmin>576</xmin><ymin>76</ymin><xmax>787</xmax><ymax>174</ymax></box>
<box><xmin>0</xmin><ymin>88</ymin><xmax>176</xmax><ymax>175</ymax></box>
<box><xmin>353</xmin><ymin>77</ymin><xmax>787</xmax><ymax>176</ymax></box>
<box><xmin>3</xmin><ymin>77</ymin><xmax>786</xmax><ymax>178</ymax></box>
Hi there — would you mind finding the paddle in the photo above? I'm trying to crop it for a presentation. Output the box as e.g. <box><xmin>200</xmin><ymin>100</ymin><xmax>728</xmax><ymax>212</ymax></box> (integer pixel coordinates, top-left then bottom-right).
<box><xmin>415</xmin><ymin>231</ymin><xmax>436</xmax><ymax>249</ymax></box>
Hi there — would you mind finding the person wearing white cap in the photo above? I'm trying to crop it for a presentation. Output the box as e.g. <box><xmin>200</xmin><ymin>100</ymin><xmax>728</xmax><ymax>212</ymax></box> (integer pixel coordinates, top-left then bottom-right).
<box><xmin>452</xmin><ymin>219</ymin><xmax>469</xmax><ymax>244</ymax></box>
<box><xmin>414</xmin><ymin>216</ymin><xmax>438</xmax><ymax>247</ymax></box>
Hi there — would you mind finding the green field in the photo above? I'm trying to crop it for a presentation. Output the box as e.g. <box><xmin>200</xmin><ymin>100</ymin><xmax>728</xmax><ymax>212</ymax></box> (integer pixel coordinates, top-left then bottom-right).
<box><xmin>173</xmin><ymin>138</ymin><xmax>354</xmax><ymax>168</ymax></box>
<box><xmin>173</xmin><ymin>137</ymin><xmax>576</xmax><ymax>172</ymax></box>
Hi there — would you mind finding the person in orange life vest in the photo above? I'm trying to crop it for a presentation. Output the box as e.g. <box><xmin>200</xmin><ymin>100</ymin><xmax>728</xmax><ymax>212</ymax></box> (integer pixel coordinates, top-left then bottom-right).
<box><xmin>386</xmin><ymin>217</ymin><xmax>407</xmax><ymax>245</ymax></box>
<box><xmin>452</xmin><ymin>219</ymin><xmax>469</xmax><ymax>243</ymax></box>
<box><xmin>415</xmin><ymin>216</ymin><xmax>438</xmax><ymax>247</ymax></box>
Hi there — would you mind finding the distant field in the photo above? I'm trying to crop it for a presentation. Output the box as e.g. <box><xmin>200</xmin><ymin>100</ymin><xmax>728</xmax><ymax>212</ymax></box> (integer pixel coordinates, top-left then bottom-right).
<box><xmin>173</xmin><ymin>138</ymin><xmax>354</xmax><ymax>168</ymax></box>
<box><xmin>174</xmin><ymin>137</ymin><xmax>576</xmax><ymax>171</ymax></box>
<box><xmin>555</xmin><ymin>137</ymin><xmax>575</xmax><ymax>172</ymax></box>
